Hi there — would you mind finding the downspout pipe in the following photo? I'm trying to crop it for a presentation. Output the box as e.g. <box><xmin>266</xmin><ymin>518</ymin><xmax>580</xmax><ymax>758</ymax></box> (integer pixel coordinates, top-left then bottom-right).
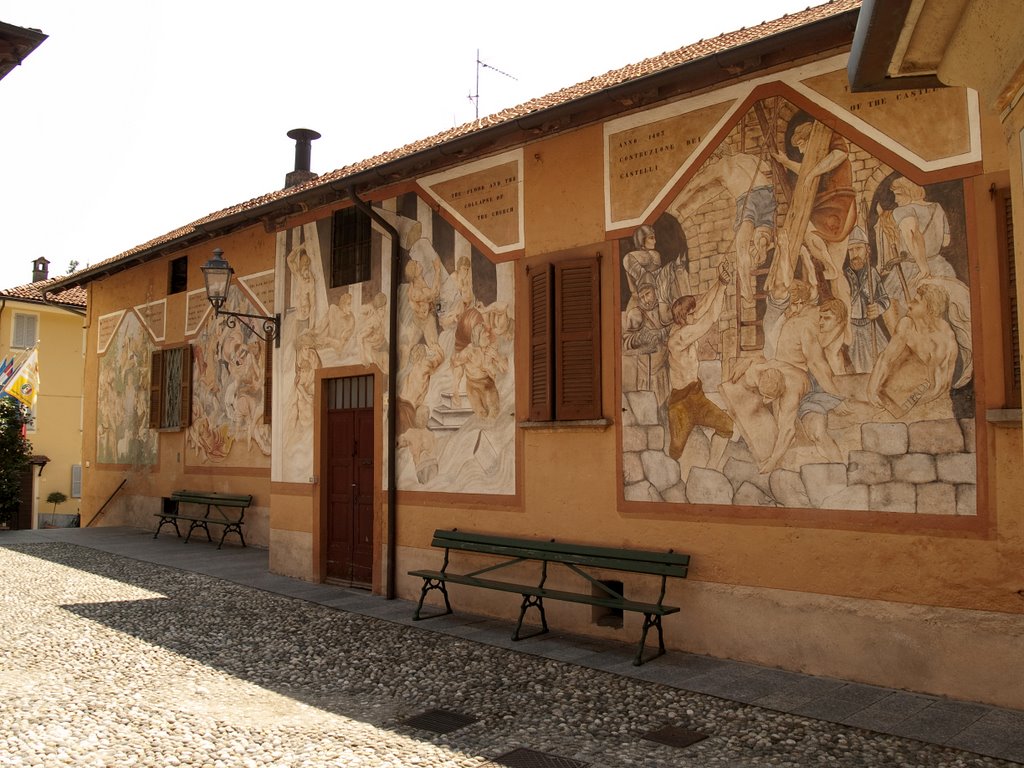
<box><xmin>346</xmin><ymin>187</ymin><xmax>400</xmax><ymax>600</ymax></box>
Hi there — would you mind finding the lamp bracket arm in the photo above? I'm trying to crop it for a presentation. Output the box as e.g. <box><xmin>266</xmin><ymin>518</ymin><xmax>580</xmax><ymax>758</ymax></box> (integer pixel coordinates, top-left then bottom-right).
<box><xmin>216</xmin><ymin>309</ymin><xmax>282</xmax><ymax>348</ymax></box>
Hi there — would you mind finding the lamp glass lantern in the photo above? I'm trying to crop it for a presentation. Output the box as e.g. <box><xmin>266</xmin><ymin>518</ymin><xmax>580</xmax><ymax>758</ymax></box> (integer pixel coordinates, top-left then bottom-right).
<box><xmin>201</xmin><ymin>248</ymin><xmax>234</xmax><ymax>311</ymax></box>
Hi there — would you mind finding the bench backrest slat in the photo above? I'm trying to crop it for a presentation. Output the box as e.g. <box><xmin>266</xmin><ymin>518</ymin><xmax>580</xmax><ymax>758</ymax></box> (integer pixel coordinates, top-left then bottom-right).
<box><xmin>171</xmin><ymin>490</ymin><xmax>252</xmax><ymax>507</ymax></box>
<box><xmin>431</xmin><ymin>529</ymin><xmax>688</xmax><ymax>577</ymax></box>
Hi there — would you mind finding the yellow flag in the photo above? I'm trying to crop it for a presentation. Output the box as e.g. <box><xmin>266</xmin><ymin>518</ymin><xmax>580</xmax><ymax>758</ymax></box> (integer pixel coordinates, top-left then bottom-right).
<box><xmin>4</xmin><ymin>349</ymin><xmax>39</xmax><ymax>408</ymax></box>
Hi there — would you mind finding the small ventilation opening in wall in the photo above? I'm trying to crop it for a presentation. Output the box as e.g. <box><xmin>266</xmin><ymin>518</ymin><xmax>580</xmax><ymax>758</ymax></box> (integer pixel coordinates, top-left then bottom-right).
<box><xmin>593</xmin><ymin>580</ymin><xmax>624</xmax><ymax>628</ymax></box>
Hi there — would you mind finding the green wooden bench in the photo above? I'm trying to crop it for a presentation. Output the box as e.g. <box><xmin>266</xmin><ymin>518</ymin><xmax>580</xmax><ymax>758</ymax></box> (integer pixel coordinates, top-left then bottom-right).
<box><xmin>153</xmin><ymin>490</ymin><xmax>253</xmax><ymax>549</ymax></box>
<box><xmin>409</xmin><ymin>529</ymin><xmax>690</xmax><ymax>665</ymax></box>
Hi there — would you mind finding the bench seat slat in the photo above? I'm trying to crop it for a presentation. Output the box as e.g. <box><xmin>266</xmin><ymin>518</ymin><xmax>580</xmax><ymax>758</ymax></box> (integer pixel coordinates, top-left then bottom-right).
<box><xmin>172</xmin><ymin>493</ymin><xmax>251</xmax><ymax>499</ymax></box>
<box><xmin>174</xmin><ymin>499</ymin><xmax>250</xmax><ymax>508</ymax></box>
<box><xmin>155</xmin><ymin>513</ymin><xmax>235</xmax><ymax>524</ymax></box>
<box><xmin>408</xmin><ymin>570</ymin><xmax>680</xmax><ymax>615</ymax></box>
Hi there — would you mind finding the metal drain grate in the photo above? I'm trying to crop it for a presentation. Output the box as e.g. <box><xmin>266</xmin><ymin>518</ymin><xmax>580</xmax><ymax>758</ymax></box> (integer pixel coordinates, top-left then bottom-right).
<box><xmin>643</xmin><ymin>725</ymin><xmax>709</xmax><ymax>748</ymax></box>
<box><xmin>482</xmin><ymin>748</ymin><xmax>590</xmax><ymax>768</ymax></box>
<box><xmin>400</xmin><ymin>708</ymin><xmax>479</xmax><ymax>734</ymax></box>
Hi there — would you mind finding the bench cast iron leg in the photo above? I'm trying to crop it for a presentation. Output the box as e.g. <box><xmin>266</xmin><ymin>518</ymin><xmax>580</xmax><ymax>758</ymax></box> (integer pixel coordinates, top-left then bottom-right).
<box><xmin>413</xmin><ymin>578</ymin><xmax>452</xmax><ymax>620</ymax></box>
<box><xmin>513</xmin><ymin>595</ymin><xmax>549</xmax><ymax>641</ymax></box>
<box><xmin>154</xmin><ymin>518</ymin><xmax>181</xmax><ymax>539</ymax></box>
<box><xmin>634</xmin><ymin>613</ymin><xmax>666</xmax><ymax>666</ymax></box>
<box><xmin>217</xmin><ymin>524</ymin><xmax>245</xmax><ymax>550</ymax></box>
<box><xmin>185</xmin><ymin>521</ymin><xmax>211</xmax><ymax>544</ymax></box>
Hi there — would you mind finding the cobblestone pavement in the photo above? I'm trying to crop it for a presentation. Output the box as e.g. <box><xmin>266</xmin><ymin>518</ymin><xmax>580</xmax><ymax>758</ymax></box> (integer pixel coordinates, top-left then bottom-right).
<box><xmin>0</xmin><ymin>542</ymin><xmax>1019</xmax><ymax>768</ymax></box>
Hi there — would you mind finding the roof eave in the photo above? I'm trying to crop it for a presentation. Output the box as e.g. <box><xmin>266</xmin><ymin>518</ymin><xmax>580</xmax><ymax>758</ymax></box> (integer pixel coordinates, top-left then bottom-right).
<box><xmin>0</xmin><ymin>293</ymin><xmax>85</xmax><ymax>311</ymax></box>
<box><xmin>0</xmin><ymin>20</ymin><xmax>47</xmax><ymax>82</ymax></box>
<box><xmin>847</xmin><ymin>0</ymin><xmax>946</xmax><ymax>92</ymax></box>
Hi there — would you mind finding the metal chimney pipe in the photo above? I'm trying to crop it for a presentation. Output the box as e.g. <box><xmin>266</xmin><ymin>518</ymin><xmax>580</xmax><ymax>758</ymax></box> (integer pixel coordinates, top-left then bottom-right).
<box><xmin>284</xmin><ymin>129</ymin><xmax>321</xmax><ymax>188</ymax></box>
<box><xmin>288</xmin><ymin>128</ymin><xmax>320</xmax><ymax>172</ymax></box>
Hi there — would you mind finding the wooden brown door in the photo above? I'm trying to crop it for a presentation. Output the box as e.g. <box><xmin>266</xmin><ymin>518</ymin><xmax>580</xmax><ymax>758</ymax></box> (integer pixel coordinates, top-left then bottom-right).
<box><xmin>325</xmin><ymin>376</ymin><xmax>374</xmax><ymax>587</ymax></box>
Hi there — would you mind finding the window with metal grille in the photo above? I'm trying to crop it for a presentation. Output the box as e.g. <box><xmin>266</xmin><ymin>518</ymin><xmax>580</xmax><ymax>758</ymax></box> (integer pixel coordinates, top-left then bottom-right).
<box><xmin>331</xmin><ymin>207</ymin><xmax>372</xmax><ymax>287</ymax></box>
<box><xmin>149</xmin><ymin>345</ymin><xmax>192</xmax><ymax>430</ymax></box>
<box><xmin>12</xmin><ymin>313</ymin><xmax>37</xmax><ymax>349</ymax></box>
<box><xmin>528</xmin><ymin>256</ymin><xmax>601</xmax><ymax>421</ymax></box>
<box><xmin>328</xmin><ymin>374</ymin><xmax>373</xmax><ymax>410</ymax></box>
<box><xmin>996</xmin><ymin>187</ymin><xmax>1020</xmax><ymax>407</ymax></box>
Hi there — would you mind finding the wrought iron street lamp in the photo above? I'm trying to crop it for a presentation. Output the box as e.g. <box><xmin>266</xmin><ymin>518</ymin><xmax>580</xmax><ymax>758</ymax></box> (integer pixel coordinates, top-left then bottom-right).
<box><xmin>201</xmin><ymin>248</ymin><xmax>281</xmax><ymax>347</ymax></box>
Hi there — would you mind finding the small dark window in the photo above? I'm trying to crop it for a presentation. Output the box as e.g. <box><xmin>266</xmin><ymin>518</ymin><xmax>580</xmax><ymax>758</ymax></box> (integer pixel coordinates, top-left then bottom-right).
<box><xmin>168</xmin><ymin>256</ymin><xmax>188</xmax><ymax>294</ymax></box>
<box><xmin>328</xmin><ymin>374</ymin><xmax>374</xmax><ymax>410</ymax></box>
<box><xmin>528</xmin><ymin>255</ymin><xmax>602</xmax><ymax>421</ymax></box>
<box><xmin>331</xmin><ymin>207</ymin><xmax>372</xmax><ymax>287</ymax></box>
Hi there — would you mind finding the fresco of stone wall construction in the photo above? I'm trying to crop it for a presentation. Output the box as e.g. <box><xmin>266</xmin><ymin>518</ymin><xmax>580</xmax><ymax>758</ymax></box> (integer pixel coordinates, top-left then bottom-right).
<box><xmin>620</xmin><ymin>98</ymin><xmax>976</xmax><ymax>515</ymax></box>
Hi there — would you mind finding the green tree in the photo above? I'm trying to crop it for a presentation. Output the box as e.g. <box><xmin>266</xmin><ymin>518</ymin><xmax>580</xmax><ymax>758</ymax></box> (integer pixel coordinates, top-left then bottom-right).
<box><xmin>45</xmin><ymin>491</ymin><xmax>68</xmax><ymax>527</ymax></box>
<box><xmin>0</xmin><ymin>397</ymin><xmax>32</xmax><ymax>527</ymax></box>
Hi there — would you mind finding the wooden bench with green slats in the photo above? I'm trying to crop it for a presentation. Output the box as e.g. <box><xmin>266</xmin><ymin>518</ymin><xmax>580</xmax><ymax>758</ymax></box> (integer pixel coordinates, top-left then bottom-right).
<box><xmin>153</xmin><ymin>490</ymin><xmax>252</xmax><ymax>549</ymax></box>
<box><xmin>409</xmin><ymin>529</ymin><xmax>690</xmax><ymax>665</ymax></box>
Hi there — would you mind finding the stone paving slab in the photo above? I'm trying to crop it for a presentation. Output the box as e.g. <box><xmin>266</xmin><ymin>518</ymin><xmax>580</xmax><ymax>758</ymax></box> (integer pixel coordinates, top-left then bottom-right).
<box><xmin>2</xmin><ymin>526</ymin><xmax>1022</xmax><ymax>766</ymax></box>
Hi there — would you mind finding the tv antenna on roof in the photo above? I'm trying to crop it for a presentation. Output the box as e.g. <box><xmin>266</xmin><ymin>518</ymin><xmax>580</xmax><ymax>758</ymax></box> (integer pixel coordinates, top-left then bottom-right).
<box><xmin>468</xmin><ymin>49</ymin><xmax>518</xmax><ymax>120</ymax></box>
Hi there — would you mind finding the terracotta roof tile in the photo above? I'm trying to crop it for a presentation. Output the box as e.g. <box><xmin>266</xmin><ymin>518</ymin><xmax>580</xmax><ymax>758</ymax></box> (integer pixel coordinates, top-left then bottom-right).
<box><xmin>0</xmin><ymin>277</ymin><xmax>87</xmax><ymax>308</ymax></box>
<box><xmin>75</xmin><ymin>0</ymin><xmax>860</xmax><ymax>278</ymax></box>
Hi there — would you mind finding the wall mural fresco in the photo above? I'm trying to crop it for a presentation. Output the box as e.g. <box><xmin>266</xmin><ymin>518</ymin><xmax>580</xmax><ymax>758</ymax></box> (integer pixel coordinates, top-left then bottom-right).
<box><xmin>187</xmin><ymin>287</ymin><xmax>272</xmax><ymax>466</ymax></box>
<box><xmin>620</xmin><ymin>97</ymin><xmax>977</xmax><ymax>514</ymax></box>
<box><xmin>96</xmin><ymin>311</ymin><xmax>158</xmax><ymax>465</ymax></box>
<box><xmin>276</xmin><ymin>194</ymin><xmax>515</xmax><ymax>494</ymax></box>
<box><xmin>95</xmin><ymin>290</ymin><xmax>274</xmax><ymax>469</ymax></box>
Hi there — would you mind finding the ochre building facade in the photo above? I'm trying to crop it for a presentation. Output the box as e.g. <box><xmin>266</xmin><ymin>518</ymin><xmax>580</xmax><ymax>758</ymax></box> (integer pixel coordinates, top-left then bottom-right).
<box><xmin>61</xmin><ymin>1</ymin><xmax>1024</xmax><ymax>709</ymax></box>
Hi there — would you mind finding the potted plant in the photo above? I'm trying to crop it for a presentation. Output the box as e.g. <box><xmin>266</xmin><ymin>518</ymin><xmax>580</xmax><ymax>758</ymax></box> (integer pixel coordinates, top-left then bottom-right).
<box><xmin>44</xmin><ymin>491</ymin><xmax>68</xmax><ymax>528</ymax></box>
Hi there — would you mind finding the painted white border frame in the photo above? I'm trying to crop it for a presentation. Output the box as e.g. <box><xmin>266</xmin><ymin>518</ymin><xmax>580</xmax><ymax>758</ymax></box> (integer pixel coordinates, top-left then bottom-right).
<box><xmin>418</xmin><ymin>148</ymin><xmax>525</xmax><ymax>254</ymax></box>
<box><xmin>604</xmin><ymin>53</ymin><xmax>982</xmax><ymax>232</ymax></box>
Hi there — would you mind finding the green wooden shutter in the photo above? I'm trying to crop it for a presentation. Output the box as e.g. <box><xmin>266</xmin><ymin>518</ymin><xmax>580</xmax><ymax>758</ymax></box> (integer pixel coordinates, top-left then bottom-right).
<box><xmin>528</xmin><ymin>264</ymin><xmax>554</xmax><ymax>421</ymax></box>
<box><xmin>554</xmin><ymin>258</ymin><xmax>601</xmax><ymax>420</ymax></box>
<box><xmin>148</xmin><ymin>350</ymin><xmax>163</xmax><ymax>429</ymax></box>
<box><xmin>996</xmin><ymin>187</ymin><xmax>1020</xmax><ymax>407</ymax></box>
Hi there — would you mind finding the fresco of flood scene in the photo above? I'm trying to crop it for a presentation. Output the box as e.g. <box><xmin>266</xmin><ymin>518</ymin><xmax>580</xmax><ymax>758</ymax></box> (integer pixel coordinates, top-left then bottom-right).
<box><xmin>189</xmin><ymin>287</ymin><xmax>273</xmax><ymax>466</ymax></box>
<box><xmin>276</xmin><ymin>193</ymin><xmax>516</xmax><ymax>494</ymax></box>
<box><xmin>620</xmin><ymin>99</ymin><xmax>977</xmax><ymax>515</ymax></box>
<box><xmin>96</xmin><ymin>311</ymin><xmax>158</xmax><ymax>466</ymax></box>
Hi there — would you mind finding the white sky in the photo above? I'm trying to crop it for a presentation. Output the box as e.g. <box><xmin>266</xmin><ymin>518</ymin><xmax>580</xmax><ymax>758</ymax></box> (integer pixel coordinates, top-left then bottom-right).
<box><xmin>0</xmin><ymin>0</ymin><xmax>816</xmax><ymax>282</ymax></box>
